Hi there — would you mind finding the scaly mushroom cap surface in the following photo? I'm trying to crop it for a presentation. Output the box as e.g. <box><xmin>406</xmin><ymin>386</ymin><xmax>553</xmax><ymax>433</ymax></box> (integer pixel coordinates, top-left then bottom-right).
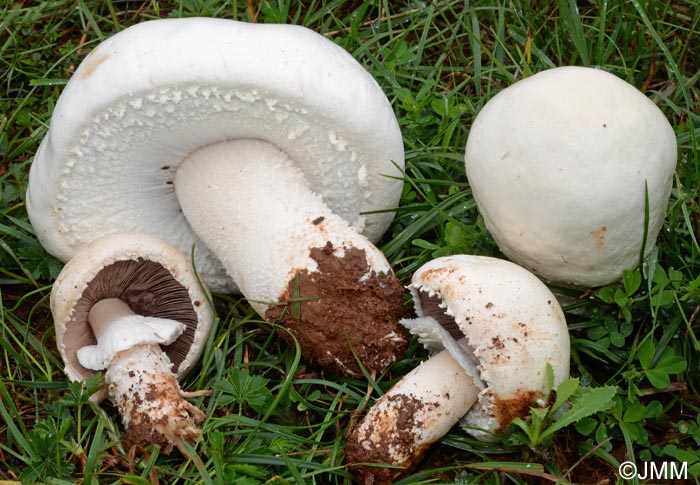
<box><xmin>51</xmin><ymin>232</ymin><xmax>214</xmax><ymax>388</ymax></box>
<box><xmin>402</xmin><ymin>255</ymin><xmax>570</xmax><ymax>439</ymax></box>
<box><xmin>28</xmin><ymin>17</ymin><xmax>404</xmax><ymax>292</ymax></box>
<box><xmin>465</xmin><ymin>66</ymin><xmax>677</xmax><ymax>287</ymax></box>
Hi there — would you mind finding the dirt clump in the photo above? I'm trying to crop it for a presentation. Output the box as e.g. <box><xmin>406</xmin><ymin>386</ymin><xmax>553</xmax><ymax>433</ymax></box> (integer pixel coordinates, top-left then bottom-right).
<box><xmin>346</xmin><ymin>393</ymin><xmax>433</xmax><ymax>484</ymax></box>
<box><xmin>265</xmin><ymin>242</ymin><xmax>406</xmax><ymax>376</ymax></box>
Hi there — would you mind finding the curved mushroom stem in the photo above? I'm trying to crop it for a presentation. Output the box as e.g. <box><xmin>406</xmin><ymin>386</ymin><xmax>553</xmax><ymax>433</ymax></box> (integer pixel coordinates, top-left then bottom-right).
<box><xmin>85</xmin><ymin>299</ymin><xmax>205</xmax><ymax>456</ymax></box>
<box><xmin>346</xmin><ymin>348</ymin><xmax>479</xmax><ymax>484</ymax></box>
<box><xmin>175</xmin><ymin>139</ymin><xmax>406</xmax><ymax>376</ymax></box>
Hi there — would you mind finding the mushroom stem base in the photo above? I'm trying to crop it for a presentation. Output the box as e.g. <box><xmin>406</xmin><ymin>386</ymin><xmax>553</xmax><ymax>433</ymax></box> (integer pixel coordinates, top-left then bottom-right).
<box><xmin>105</xmin><ymin>343</ymin><xmax>205</xmax><ymax>456</ymax></box>
<box><xmin>346</xmin><ymin>348</ymin><xmax>479</xmax><ymax>484</ymax></box>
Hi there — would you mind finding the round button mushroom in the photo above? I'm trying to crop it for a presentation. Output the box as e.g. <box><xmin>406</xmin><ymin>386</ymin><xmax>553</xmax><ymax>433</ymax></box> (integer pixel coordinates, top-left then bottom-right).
<box><xmin>465</xmin><ymin>66</ymin><xmax>677</xmax><ymax>287</ymax></box>
<box><xmin>346</xmin><ymin>255</ymin><xmax>570</xmax><ymax>483</ymax></box>
<box><xmin>27</xmin><ymin>18</ymin><xmax>406</xmax><ymax>376</ymax></box>
<box><xmin>51</xmin><ymin>232</ymin><xmax>215</xmax><ymax>455</ymax></box>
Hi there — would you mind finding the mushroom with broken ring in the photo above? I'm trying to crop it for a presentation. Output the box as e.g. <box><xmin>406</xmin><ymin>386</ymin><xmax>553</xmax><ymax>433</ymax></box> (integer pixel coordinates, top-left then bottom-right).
<box><xmin>51</xmin><ymin>232</ymin><xmax>215</xmax><ymax>456</ymax></box>
<box><xmin>27</xmin><ymin>17</ymin><xmax>407</xmax><ymax>377</ymax></box>
<box><xmin>346</xmin><ymin>255</ymin><xmax>571</xmax><ymax>483</ymax></box>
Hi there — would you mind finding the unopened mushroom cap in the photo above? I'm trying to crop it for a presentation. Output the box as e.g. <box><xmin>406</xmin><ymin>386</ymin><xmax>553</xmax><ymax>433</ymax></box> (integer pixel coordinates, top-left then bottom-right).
<box><xmin>51</xmin><ymin>232</ymin><xmax>214</xmax><ymax>386</ymax></box>
<box><xmin>28</xmin><ymin>17</ymin><xmax>404</xmax><ymax>292</ymax></box>
<box><xmin>465</xmin><ymin>66</ymin><xmax>677</xmax><ymax>287</ymax></box>
<box><xmin>402</xmin><ymin>255</ymin><xmax>570</xmax><ymax>439</ymax></box>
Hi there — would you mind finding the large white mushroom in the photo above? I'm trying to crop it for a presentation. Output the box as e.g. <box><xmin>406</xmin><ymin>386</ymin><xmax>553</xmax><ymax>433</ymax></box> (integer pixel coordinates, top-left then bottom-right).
<box><xmin>27</xmin><ymin>18</ymin><xmax>406</xmax><ymax>376</ymax></box>
<box><xmin>465</xmin><ymin>66</ymin><xmax>677</xmax><ymax>287</ymax></box>
<box><xmin>51</xmin><ymin>232</ymin><xmax>215</xmax><ymax>455</ymax></box>
<box><xmin>346</xmin><ymin>255</ymin><xmax>570</xmax><ymax>483</ymax></box>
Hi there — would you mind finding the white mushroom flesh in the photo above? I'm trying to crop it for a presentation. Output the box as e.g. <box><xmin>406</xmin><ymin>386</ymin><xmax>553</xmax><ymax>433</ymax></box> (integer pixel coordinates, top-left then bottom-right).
<box><xmin>82</xmin><ymin>298</ymin><xmax>204</xmax><ymax>455</ymax></box>
<box><xmin>346</xmin><ymin>255</ymin><xmax>570</xmax><ymax>483</ymax></box>
<box><xmin>50</xmin><ymin>233</ymin><xmax>215</xmax><ymax>455</ymax></box>
<box><xmin>51</xmin><ymin>233</ymin><xmax>214</xmax><ymax>384</ymax></box>
<box><xmin>78</xmin><ymin>298</ymin><xmax>184</xmax><ymax>370</ymax></box>
<box><xmin>27</xmin><ymin>18</ymin><xmax>404</xmax><ymax>293</ymax></box>
<box><xmin>404</xmin><ymin>255</ymin><xmax>570</xmax><ymax>439</ymax></box>
<box><xmin>105</xmin><ymin>345</ymin><xmax>204</xmax><ymax>455</ymax></box>
<box><xmin>29</xmin><ymin>18</ymin><xmax>407</xmax><ymax>376</ymax></box>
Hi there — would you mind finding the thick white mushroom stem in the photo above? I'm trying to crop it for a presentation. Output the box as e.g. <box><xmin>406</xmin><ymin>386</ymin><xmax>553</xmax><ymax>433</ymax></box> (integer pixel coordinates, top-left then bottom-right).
<box><xmin>175</xmin><ymin>139</ymin><xmax>392</xmax><ymax>310</ymax></box>
<box><xmin>346</xmin><ymin>348</ymin><xmax>480</xmax><ymax>484</ymax></box>
<box><xmin>85</xmin><ymin>299</ymin><xmax>205</xmax><ymax>455</ymax></box>
<box><xmin>175</xmin><ymin>139</ymin><xmax>406</xmax><ymax>376</ymax></box>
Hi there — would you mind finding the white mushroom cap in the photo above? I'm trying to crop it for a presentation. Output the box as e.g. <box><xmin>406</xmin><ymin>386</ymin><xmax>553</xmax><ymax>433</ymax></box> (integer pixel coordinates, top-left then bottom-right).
<box><xmin>51</xmin><ymin>232</ymin><xmax>215</xmax><ymax>387</ymax></box>
<box><xmin>402</xmin><ymin>255</ymin><xmax>570</xmax><ymax>439</ymax></box>
<box><xmin>27</xmin><ymin>17</ymin><xmax>404</xmax><ymax>292</ymax></box>
<box><xmin>465</xmin><ymin>66</ymin><xmax>677</xmax><ymax>287</ymax></box>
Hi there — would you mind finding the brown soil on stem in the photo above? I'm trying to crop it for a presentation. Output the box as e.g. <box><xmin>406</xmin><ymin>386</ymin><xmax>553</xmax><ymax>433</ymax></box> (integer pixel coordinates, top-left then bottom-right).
<box><xmin>265</xmin><ymin>242</ymin><xmax>406</xmax><ymax>377</ymax></box>
<box><xmin>345</xmin><ymin>393</ymin><xmax>435</xmax><ymax>485</ymax></box>
<box><xmin>109</xmin><ymin>345</ymin><xmax>205</xmax><ymax>456</ymax></box>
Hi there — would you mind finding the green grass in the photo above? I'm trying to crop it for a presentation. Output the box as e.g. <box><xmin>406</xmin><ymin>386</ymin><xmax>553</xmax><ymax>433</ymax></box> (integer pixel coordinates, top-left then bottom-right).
<box><xmin>1</xmin><ymin>0</ymin><xmax>699</xmax><ymax>483</ymax></box>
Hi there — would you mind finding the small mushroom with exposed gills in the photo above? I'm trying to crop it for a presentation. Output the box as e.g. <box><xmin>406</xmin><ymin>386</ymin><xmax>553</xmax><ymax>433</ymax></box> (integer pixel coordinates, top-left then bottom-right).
<box><xmin>346</xmin><ymin>255</ymin><xmax>570</xmax><ymax>483</ymax></box>
<box><xmin>51</xmin><ymin>233</ymin><xmax>215</xmax><ymax>455</ymax></box>
<box><xmin>465</xmin><ymin>66</ymin><xmax>677</xmax><ymax>287</ymax></box>
<box><xmin>27</xmin><ymin>18</ymin><xmax>407</xmax><ymax>376</ymax></box>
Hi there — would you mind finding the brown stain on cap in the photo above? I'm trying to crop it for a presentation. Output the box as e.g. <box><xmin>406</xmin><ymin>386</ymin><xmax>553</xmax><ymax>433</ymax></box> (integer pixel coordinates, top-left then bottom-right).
<box><xmin>493</xmin><ymin>389</ymin><xmax>540</xmax><ymax>433</ymax></box>
<box><xmin>419</xmin><ymin>265</ymin><xmax>458</xmax><ymax>282</ymax></box>
<box><xmin>80</xmin><ymin>51</ymin><xmax>111</xmax><ymax>79</ymax></box>
<box><xmin>591</xmin><ymin>225</ymin><xmax>607</xmax><ymax>249</ymax></box>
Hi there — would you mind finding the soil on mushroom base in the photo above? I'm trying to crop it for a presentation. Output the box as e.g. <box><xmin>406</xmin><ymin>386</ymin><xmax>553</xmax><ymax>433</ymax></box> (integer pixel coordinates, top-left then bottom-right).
<box><xmin>346</xmin><ymin>393</ymin><xmax>434</xmax><ymax>485</ymax></box>
<box><xmin>265</xmin><ymin>242</ymin><xmax>406</xmax><ymax>377</ymax></box>
<box><xmin>118</xmin><ymin>378</ymin><xmax>204</xmax><ymax>455</ymax></box>
<box><xmin>118</xmin><ymin>381</ymin><xmax>174</xmax><ymax>453</ymax></box>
